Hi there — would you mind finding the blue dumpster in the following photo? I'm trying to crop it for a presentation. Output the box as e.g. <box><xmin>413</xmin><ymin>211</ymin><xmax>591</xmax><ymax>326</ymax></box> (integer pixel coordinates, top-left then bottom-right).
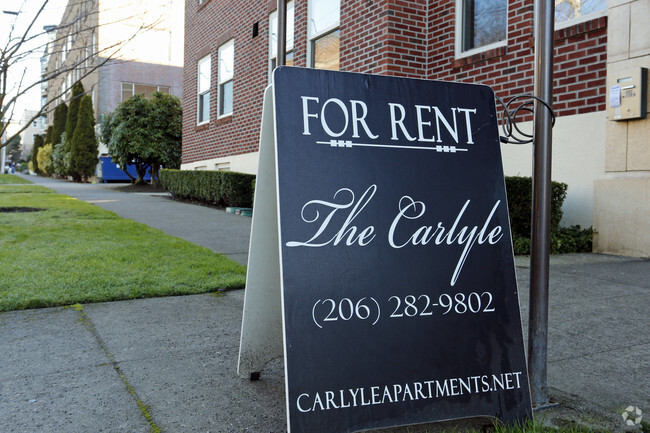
<box><xmin>99</xmin><ymin>156</ymin><xmax>151</xmax><ymax>182</ymax></box>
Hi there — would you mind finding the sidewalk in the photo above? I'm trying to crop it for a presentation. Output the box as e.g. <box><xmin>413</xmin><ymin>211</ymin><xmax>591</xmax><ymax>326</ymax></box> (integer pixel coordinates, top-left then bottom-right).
<box><xmin>18</xmin><ymin>174</ymin><xmax>252</xmax><ymax>266</ymax></box>
<box><xmin>1</xmin><ymin>175</ymin><xmax>648</xmax><ymax>433</ymax></box>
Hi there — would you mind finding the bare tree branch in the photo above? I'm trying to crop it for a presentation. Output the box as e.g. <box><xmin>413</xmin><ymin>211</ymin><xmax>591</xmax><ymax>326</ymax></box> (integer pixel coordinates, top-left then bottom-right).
<box><xmin>0</xmin><ymin>0</ymin><xmax>170</xmax><ymax>151</ymax></box>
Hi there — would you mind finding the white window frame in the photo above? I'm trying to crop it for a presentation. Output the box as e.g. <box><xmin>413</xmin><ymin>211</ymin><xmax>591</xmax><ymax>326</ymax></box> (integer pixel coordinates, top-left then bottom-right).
<box><xmin>197</xmin><ymin>54</ymin><xmax>211</xmax><ymax>125</ymax></box>
<box><xmin>455</xmin><ymin>0</ymin><xmax>508</xmax><ymax>59</ymax></box>
<box><xmin>121</xmin><ymin>83</ymin><xmax>171</xmax><ymax>102</ymax></box>
<box><xmin>269</xmin><ymin>1</ymin><xmax>295</xmax><ymax>74</ymax></box>
<box><xmin>554</xmin><ymin>0</ymin><xmax>607</xmax><ymax>30</ymax></box>
<box><xmin>307</xmin><ymin>0</ymin><xmax>340</xmax><ymax>69</ymax></box>
<box><xmin>218</xmin><ymin>39</ymin><xmax>234</xmax><ymax>118</ymax></box>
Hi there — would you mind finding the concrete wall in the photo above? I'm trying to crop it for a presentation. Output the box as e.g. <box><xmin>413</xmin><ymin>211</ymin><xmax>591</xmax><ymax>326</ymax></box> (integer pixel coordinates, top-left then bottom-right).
<box><xmin>593</xmin><ymin>0</ymin><xmax>650</xmax><ymax>257</ymax></box>
<box><xmin>19</xmin><ymin>110</ymin><xmax>41</xmax><ymax>157</ymax></box>
<box><xmin>501</xmin><ymin>111</ymin><xmax>607</xmax><ymax>228</ymax></box>
<box><xmin>181</xmin><ymin>152</ymin><xmax>260</xmax><ymax>174</ymax></box>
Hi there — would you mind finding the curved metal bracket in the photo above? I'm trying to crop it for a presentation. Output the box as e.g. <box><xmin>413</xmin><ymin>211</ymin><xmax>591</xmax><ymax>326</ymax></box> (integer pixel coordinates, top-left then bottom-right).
<box><xmin>496</xmin><ymin>95</ymin><xmax>556</xmax><ymax>144</ymax></box>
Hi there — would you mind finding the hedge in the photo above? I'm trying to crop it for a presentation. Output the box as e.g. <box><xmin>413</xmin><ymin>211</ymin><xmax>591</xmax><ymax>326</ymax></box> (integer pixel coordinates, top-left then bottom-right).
<box><xmin>505</xmin><ymin>176</ymin><xmax>592</xmax><ymax>254</ymax></box>
<box><xmin>159</xmin><ymin>171</ymin><xmax>591</xmax><ymax>254</ymax></box>
<box><xmin>505</xmin><ymin>176</ymin><xmax>567</xmax><ymax>240</ymax></box>
<box><xmin>159</xmin><ymin>169</ymin><xmax>255</xmax><ymax>208</ymax></box>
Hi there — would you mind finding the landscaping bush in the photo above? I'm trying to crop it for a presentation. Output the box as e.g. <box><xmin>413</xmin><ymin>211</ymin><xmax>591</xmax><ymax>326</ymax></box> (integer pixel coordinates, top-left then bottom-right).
<box><xmin>505</xmin><ymin>176</ymin><xmax>592</xmax><ymax>255</ymax></box>
<box><xmin>159</xmin><ymin>172</ymin><xmax>591</xmax><ymax>254</ymax></box>
<box><xmin>160</xmin><ymin>169</ymin><xmax>255</xmax><ymax>208</ymax></box>
<box><xmin>551</xmin><ymin>225</ymin><xmax>594</xmax><ymax>254</ymax></box>
<box><xmin>505</xmin><ymin>176</ymin><xmax>567</xmax><ymax>239</ymax></box>
<box><xmin>36</xmin><ymin>144</ymin><xmax>54</xmax><ymax>176</ymax></box>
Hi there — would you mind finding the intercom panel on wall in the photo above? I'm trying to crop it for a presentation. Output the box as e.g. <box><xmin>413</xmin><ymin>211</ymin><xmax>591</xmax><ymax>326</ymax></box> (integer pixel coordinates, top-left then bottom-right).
<box><xmin>608</xmin><ymin>67</ymin><xmax>648</xmax><ymax>121</ymax></box>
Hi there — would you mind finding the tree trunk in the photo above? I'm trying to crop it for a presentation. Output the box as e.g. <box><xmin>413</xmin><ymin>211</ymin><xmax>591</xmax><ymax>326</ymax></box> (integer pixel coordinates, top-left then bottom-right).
<box><xmin>134</xmin><ymin>163</ymin><xmax>150</xmax><ymax>185</ymax></box>
<box><xmin>150</xmin><ymin>165</ymin><xmax>160</xmax><ymax>187</ymax></box>
<box><xmin>121</xmin><ymin>168</ymin><xmax>136</xmax><ymax>183</ymax></box>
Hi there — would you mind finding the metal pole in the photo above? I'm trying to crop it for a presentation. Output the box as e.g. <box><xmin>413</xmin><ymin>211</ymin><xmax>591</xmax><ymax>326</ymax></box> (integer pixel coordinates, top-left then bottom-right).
<box><xmin>277</xmin><ymin>0</ymin><xmax>287</xmax><ymax>67</ymax></box>
<box><xmin>529</xmin><ymin>0</ymin><xmax>554</xmax><ymax>408</ymax></box>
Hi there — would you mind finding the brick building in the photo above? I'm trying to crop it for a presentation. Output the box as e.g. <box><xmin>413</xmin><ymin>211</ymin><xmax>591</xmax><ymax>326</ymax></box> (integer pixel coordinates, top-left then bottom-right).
<box><xmin>183</xmin><ymin>0</ymin><xmax>650</xmax><ymax>257</ymax></box>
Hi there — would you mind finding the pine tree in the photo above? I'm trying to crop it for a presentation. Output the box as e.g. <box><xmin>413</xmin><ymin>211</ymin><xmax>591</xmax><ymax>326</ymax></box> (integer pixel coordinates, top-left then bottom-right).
<box><xmin>6</xmin><ymin>136</ymin><xmax>23</xmax><ymax>164</ymax></box>
<box><xmin>30</xmin><ymin>135</ymin><xmax>45</xmax><ymax>174</ymax></box>
<box><xmin>63</xmin><ymin>81</ymin><xmax>85</xmax><ymax>174</ymax></box>
<box><xmin>69</xmin><ymin>95</ymin><xmax>99</xmax><ymax>182</ymax></box>
<box><xmin>44</xmin><ymin>126</ymin><xmax>53</xmax><ymax>145</ymax></box>
<box><xmin>51</xmin><ymin>104</ymin><xmax>68</xmax><ymax>176</ymax></box>
<box><xmin>51</xmin><ymin>103</ymin><xmax>68</xmax><ymax>146</ymax></box>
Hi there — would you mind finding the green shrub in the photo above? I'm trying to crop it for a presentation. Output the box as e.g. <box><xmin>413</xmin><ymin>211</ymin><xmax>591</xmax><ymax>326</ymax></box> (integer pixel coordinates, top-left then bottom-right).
<box><xmin>505</xmin><ymin>176</ymin><xmax>567</xmax><ymax>239</ymax></box>
<box><xmin>37</xmin><ymin>144</ymin><xmax>54</xmax><ymax>176</ymax></box>
<box><xmin>160</xmin><ymin>169</ymin><xmax>255</xmax><ymax>208</ymax></box>
<box><xmin>505</xmin><ymin>176</ymin><xmax>592</xmax><ymax>255</ymax></box>
<box><xmin>551</xmin><ymin>225</ymin><xmax>594</xmax><ymax>254</ymax></box>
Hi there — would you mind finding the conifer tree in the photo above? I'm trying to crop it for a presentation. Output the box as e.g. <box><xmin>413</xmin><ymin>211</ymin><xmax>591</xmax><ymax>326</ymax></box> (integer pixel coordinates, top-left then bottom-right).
<box><xmin>63</xmin><ymin>82</ymin><xmax>85</xmax><ymax>174</ymax></box>
<box><xmin>44</xmin><ymin>126</ymin><xmax>53</xmax><ymax>145</ymax></box>
<box><xmin>30</xmin><ymin>134</ymin><xmax>45</xmax><ymax>174</ymax></box>
<box><xmin>51</xmin><ymin>103</ymin><xmax>68</xmax><ymax>176</ymax></box>
<box><xmin>69</xmin><ymin>95</ymin><xmax>99</xmax><ymax>182</ymax></box>
<box><xmin>51</xmin><ymin>103</ymin><xmax>68</xmax><ymax>146</ymax></box>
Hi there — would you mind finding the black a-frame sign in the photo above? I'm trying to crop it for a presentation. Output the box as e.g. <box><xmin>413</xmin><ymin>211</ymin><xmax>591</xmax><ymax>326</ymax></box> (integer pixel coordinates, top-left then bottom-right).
<box><xmin>238</xmin><ymin>67</ymin><xmax>532</xmax><ymax>433</ymax></box>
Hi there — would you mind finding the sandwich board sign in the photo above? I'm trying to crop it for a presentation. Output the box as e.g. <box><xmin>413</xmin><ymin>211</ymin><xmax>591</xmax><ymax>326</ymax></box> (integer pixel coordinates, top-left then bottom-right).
<box><xmin>238</xmin><ymin>66</ymin><xmax>532</xmax><ymax>433</ymax></box>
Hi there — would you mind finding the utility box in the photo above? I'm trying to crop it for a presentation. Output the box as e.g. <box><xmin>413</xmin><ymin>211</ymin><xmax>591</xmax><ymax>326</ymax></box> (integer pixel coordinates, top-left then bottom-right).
<box><xmin>608</xmin><ymin>67</ymin><xmax>647</xmax><ymax>121</ymax></box>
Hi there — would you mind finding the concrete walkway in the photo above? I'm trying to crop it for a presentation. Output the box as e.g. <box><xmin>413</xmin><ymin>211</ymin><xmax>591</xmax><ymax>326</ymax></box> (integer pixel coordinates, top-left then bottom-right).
<box><xmin>1</xmin><ymin>175</ymin><xmax>648</xmax><ymax>432</ymax></box>
<box><xmin>18</xmin><ymin>175</ymin><xmax>252</xmax><ymax>266</ymax></box>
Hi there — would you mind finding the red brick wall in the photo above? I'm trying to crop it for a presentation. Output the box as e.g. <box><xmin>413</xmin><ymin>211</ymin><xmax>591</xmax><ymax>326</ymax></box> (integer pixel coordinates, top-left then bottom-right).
<box><xmin>427</xmin><ymin>0</ymin><xmax>607</xmax><ymax>118</ymax></box>
<box><xmin>182</xmin><ymin>0</ymin><xmax>607</xmax><ymax>165</ymax></box>
<box><xmin>340</xmin><ymin>0</ymin><xmax>428</xmax><ymax>77</ymax></box>
<box><xmin>182</xmin><ymin>0</ymin><xmax>272</xmax><ymax>165</ymax></box>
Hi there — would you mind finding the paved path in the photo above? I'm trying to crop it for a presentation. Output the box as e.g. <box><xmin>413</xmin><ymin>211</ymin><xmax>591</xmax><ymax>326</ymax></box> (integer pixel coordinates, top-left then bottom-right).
<box><xmin>19</xmin><ymin>175</ymin><xmax>252</xmax><ymax>266</ymax></box>
<box><xmin>1</xmin><ymin>175</ymin><xmax>648</xmax><ymax>432</ymax></box>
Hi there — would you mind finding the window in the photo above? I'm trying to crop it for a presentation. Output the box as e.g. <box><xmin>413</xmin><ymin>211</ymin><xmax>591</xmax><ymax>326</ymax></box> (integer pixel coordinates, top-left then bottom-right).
<box><xmin>457</xmin><ymin>0</ymin><xmax>507</xmax><ymax>55</ymax></box>
<box><xmin>121</xmin><ymin>83</ymin><xmax>171</xmax><ymax>101</ymax></box>
<box><xmin>269</xmin><ymin>1</ymin><xmax>295</xmax><ymax>70</ymax></box>
<box><xmin>218</xmin><ymin>40</ymin><xmax>234</xmax><ymax>117</ymax></box>
<box><xmin>67</xmin><ymin>33</ymin><xmax>73</xmax><ymax>56</ymax></box>
<box><xmin>197</xmin><ymin>54</ymin><xmax>211</xmax><ymax>124</ymax></box>
<box><xmin>555</xmin><ymin>0</ymin><xmax>606</xmax><ymax>27</ymax></box>
<box><xmin>62</xmin><ymin>33</ymin><xmax>68</xmax><ymax>62</ymax></box>
<box><xmin>308</xmin><ymin>0</ymin><xmax>340</xmax><ymax>70</ymax></box>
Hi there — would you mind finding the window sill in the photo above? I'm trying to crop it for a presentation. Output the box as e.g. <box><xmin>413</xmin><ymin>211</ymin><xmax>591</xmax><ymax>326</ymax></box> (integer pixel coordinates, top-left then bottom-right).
<box><xmin>195</xmin><ymin>122</ymin><xmax>210</xmax><ymax>131</ymax></box>
<box><xmin>453</xmin><ymin>45</ymin><xmax>507</xmax><ymax>69</ymax></box>
<box><xmin>555</xmin><ymin>16</ymin><xmax>607</xmax><ymax>41</ymax></box>
<box><xmin>216</xmin><ymin>114</ymin><xmax>232</xmax><ymax>126</ymax></box>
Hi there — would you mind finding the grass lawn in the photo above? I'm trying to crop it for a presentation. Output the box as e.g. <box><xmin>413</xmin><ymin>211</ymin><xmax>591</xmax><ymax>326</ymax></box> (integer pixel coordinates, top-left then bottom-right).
<box><xmin>0</xmin><ymin>174</ymin><xmax>31</xmax><ymax>184</ymax></box>
<box><xmin>0</xmin><ymin>184</ymin><xmax>246</xmax><ymax>312</ymax></box>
